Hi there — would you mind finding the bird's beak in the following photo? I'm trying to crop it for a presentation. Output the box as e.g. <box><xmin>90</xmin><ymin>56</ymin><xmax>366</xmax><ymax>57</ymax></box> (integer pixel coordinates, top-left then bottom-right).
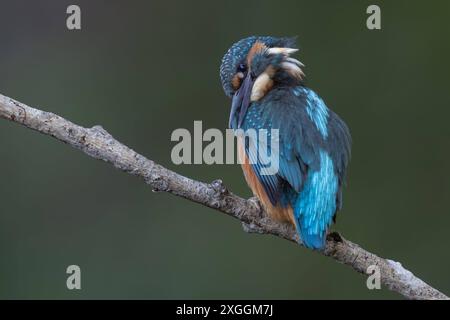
<box><xmin>229</xmin><ymin>72</ymin><xmax>254</xmax><ymax>129</ymax></box>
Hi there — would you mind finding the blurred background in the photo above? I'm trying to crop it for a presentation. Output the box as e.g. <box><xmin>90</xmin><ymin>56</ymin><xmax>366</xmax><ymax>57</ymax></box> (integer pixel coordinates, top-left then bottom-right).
<box><xmin>0</xmin><ymin>0</ymin><xmax>449</xmax><ymax>299</ymax></box>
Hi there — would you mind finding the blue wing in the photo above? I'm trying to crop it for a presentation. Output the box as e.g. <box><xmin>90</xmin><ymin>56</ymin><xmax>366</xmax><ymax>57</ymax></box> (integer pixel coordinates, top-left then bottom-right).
<box><xmin>241</xmin><ymin>86</ymin><xmax>351</xmax><ymax>249</ymax></box>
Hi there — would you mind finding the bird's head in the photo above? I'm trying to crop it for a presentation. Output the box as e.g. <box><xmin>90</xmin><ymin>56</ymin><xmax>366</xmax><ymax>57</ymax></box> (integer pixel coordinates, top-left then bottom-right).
<box><xmin>220</xmin><ymin>36</ymin><xmax>304</xmax><ymax>128</ymax></box>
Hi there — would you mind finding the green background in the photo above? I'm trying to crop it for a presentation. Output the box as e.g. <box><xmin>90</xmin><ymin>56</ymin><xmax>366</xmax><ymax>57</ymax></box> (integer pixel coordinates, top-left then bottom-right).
<box><xmin>0</xmin><ymin>0</ymin><xmax>449</xmax><ymax>299</ymax></box>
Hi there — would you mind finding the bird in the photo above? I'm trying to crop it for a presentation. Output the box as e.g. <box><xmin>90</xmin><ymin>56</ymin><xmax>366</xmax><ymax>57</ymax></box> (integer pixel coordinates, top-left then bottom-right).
<box><xmin>220</xmin><ymin>36</ymin><xmax>351</xmax><ymax>250</ymax></box>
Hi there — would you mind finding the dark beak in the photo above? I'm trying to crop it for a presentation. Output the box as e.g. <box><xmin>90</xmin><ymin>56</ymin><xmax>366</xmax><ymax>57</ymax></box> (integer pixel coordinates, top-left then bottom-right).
<box><xmin>229</xmin><ymin>73</ymin><xmax>254</xmax><ymax>129</ymax></box>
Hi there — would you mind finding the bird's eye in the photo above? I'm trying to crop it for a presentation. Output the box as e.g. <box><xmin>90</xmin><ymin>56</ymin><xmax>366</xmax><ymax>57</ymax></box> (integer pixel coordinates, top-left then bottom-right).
<box><xmin>237</xmin><ymin>63</ymin><xmax>247</xmax><ymax>73</ymax></box>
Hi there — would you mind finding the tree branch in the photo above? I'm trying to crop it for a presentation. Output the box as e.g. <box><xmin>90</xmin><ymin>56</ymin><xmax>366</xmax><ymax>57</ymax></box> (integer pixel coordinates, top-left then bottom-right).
<box><xmin>0</xmin><ymin>92</ymin><xmax>447</xmax><ymax>300</ymax></box>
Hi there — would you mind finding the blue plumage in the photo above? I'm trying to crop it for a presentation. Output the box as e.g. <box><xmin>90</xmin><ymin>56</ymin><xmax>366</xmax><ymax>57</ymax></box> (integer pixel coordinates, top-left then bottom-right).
<box><xmin>220</xmin><ymin>36</ymin><xmax>351</xmax><ymax>250</ymax></box>
<box><xmin>240</xmin><ymin>86</ymin><xmax>350</xmax><ymax>249</ymax></box>
<box><xmin>295</xmin><ymin>150</ymin><xmax>338</xmax><ymax>249</ymax></box>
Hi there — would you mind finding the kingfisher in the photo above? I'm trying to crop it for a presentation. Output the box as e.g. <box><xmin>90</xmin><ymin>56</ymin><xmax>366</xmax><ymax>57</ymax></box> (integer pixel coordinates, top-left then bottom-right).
<box><xmin>220</xmin><ymin>36</ymin><xmax>351</xmax><ymax>250</ymax></box>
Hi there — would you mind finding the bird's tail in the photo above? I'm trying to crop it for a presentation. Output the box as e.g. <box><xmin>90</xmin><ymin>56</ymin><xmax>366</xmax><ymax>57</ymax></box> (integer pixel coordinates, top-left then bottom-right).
<box><xmin>292</xmin><ymin>198</ymin><xmax>329</xmax><ymax>250</ymax></box>
<box><xmin>295</xmin><ymin>218</ymin><xmax>326</xmax><ymax>250</ymax></box>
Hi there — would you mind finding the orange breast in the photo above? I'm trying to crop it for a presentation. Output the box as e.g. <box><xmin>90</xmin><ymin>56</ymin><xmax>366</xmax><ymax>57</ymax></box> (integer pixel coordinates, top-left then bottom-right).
<box><xmin>237</xmin><ymin>137</ymin><xmax>296</xmax><ymax>226</ymax></box>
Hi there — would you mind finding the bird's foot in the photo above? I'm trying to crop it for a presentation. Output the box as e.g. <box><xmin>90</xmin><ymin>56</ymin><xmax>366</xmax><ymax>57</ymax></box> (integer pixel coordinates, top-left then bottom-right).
<box><xmin>241</xmin><ymin>197</ymin><xmax>265</xmax><ymax>234</ymax></box>
<box><xmin>247</xmin><ymin>196</ymin><xmax>263</xmax><ymax>217</ymax></box>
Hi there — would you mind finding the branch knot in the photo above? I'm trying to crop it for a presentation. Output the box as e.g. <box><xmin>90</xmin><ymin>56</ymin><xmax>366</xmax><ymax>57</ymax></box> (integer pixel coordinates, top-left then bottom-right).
<box><xmin>151</xmin><ymin>174</ymin><xmax>169</xmax><ymax>192</ymax></box>
<box><xmin>210</xmin><ymin>179</ymin><xmax>228</xmax><ymax>196</ymax></box>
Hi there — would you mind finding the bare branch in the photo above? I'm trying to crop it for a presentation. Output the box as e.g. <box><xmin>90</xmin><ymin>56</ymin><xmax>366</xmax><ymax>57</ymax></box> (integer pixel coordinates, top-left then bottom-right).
<box><xmin>0</xmin><ymin>93</ymin><xmax>447</xmax><ymax>300</ymax></box>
